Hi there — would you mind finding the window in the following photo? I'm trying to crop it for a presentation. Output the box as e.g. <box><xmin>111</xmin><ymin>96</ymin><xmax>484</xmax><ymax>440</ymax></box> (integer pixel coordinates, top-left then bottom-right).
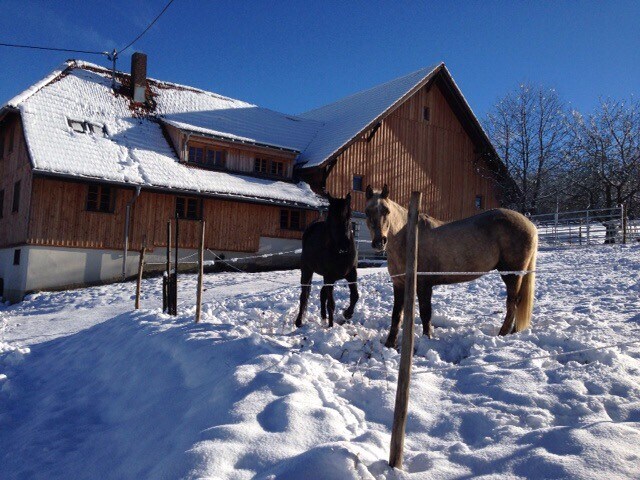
<box><xmin>68</xmin><ymin>119</ymin><xmax>86</xmax><ymax>133</ymax></box>
<box><xmin>475</xmin><ymin>195</ymin><xmax>483</xmax><ymax>210</ymax></box>
<box><xmin>13</xmin><ymin>249</ymin><xmax>20</xmax><ymax>266</ymax></box>
<box><xmin>423</xmin><ymin>106</ymin><xmax>431</xmax><ymax>122</ymax></box>
<box><xmin>353</xmin><ymin>175</ymin><xmax>364</xmax><ymax>192</ymax></box>
<box><xmin>86</xmin><ymin>184</ymin><xmax>115</xmax><ymax>213</ymax></box>
<box><xmin>255</xmin><ymin>157</ymin><xmax>286</xmax><ymax>177</ymax></box>
<box><xmin>87</xmin><ymin>123</ymin><xmax>109</xmax><ymax>137</ymax></box>
<box><xmin>12</xmin><ymin>181</ymin><xmax>20</xmax><ymax>213</ymax></box>
<box><xmin>0</xmin><ymin>189</ymin><xmax>4</xmax><ymax>219</ymax></box>
<box><xmin>254</xmin><ymin>158</ymin><xmax>269</xmax><ymax>174</ymax></box>
<box><xmin>176</xmin><ymin>196</ymin><xmax>202</xmax><ymax>220</ymax></box>
<box><xmin>188</xmin><ymin>145</ymin><xmax>226</xmax><ymax>169</ymax></box>
<box><xmin>205</xmin><ymin>148</ymin><xmax>226</xmax><ymax>168</ymax></box>
<box><xmin>270</xmin><ymin>160</ymin><xmax>284</xmax><ymax>177</ymax></box>
<box><xmin>188</xmin><ymin>146</ymin><xmax>204</xmax><ymax>164</ymax></box>
<box><xmin>280</xmin><ymin>209</ymin><xmax>305</xmax><ymax>231</ymax></box>
<box><xmin>67</xmin><ymin>119</ymin><xmax>108</xmax><ymax>137</ymax></box>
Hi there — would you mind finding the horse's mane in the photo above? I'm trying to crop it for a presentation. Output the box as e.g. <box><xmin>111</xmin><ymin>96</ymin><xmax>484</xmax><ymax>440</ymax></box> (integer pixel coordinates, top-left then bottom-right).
<box><xmin>385</xmin><ymin>197</ymin><xmax>445</xmax><ymax>229</ymax></box>
<box><xmin>419</xmin><ymin>213</ymin><xmax>446</xmax><ymax>229</ymax></box>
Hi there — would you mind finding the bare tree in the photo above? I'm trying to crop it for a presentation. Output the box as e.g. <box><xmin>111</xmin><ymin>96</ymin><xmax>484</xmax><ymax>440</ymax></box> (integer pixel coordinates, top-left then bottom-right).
<box><xmin>486</xmin><ymin>84</ymin><xmax>570</xmax><ymax>213</ymax></box>
<box><xmin>564</xmin><ymin>97</ymin><xmax>640</xmax><ymax>242</ymax></box>
<box><xmin>568</xmin><ymin>97</ymin><xmax>640</xmax><ymax>215</ymax></box>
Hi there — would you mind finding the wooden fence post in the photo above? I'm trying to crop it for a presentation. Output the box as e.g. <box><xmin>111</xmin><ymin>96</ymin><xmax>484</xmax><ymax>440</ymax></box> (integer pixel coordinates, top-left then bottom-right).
<box><xmin>621</xmin><ymin>204</ymin><xmax>627</xmax><ymax>244</ymax></box>
<box><xmin>389</xmin><ymin>191</ymin><xmax>421</xmax><ymax>470</ymax></box>
<box><xmin>195</xmin><ymin>220</ymin><xmax>205</xmax><ymax>323</ymax></box>
<box><xmin>163</xmin><ymin>220</ymin><xmax>171</xmax><ymax>313</ymax></box>
<box><xmin>135</xmin><ymin>242</ymin><xmax>146</xmax><ymax>309</ymax></box>
<box><xmin>170</xmin><ymin>213</ymin><xmax>179</xmax><ymax>316</ymax></box>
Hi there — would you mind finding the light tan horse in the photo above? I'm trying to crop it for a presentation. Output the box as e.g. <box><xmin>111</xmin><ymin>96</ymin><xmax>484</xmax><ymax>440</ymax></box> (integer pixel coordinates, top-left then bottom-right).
<box><xmin>364</xmin><ymin>185</ymin><xmax>538</xmax><ymax>348</ymax></box>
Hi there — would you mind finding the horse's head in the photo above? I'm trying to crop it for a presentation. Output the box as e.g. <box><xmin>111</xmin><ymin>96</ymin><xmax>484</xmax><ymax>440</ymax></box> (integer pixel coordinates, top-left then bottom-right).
<box><xmin>365</xmin><ymin>184</ymin><xmax>391</xmax><ymax>252</ymax></box>
<box><xmin>326</xmin><ymin>192</ymin><xmax>353</xmax><ymax>253</ymax></box>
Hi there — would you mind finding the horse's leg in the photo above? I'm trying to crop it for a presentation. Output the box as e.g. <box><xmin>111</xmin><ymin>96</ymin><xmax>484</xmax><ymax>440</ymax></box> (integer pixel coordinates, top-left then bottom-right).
<box><xmin>327</xmin><ymin>283</ymin><xmax>336</xmax><ymax>328</ymax></box>
<box><xmin>343</xmin><ymin>267</ymin><xmax>359</xmax><ymax>320</ymax></box>
<box><xmin>320</xmin><ymin>284</ymin><xmax>328</xmax><ymax>322</ymax></box>
<box><xmin>417</xmin><ymin>279</ymin><xmax>434</xmax><ymax>338</ymax></box>
<box><xmin>499</xmin><ymin>275</ymin><xmax>522</xmax><ymax>336</ymax></box>
<box><xmin>295</xmin><ymin>266</ymin><xmax>313</xmax><ymax>328</ymax></box>
<box><xmin>385</xmin><ymin>281</ymin><xmax>405</xmax><ymax>348</ymax></box>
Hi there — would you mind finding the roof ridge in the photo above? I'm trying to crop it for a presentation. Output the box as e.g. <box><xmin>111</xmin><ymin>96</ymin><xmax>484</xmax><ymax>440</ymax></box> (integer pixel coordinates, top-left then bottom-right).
<box><xmin>298</xmin><ymin>63</ymin><xmax>442</xmax><ymax>119</ymax></box>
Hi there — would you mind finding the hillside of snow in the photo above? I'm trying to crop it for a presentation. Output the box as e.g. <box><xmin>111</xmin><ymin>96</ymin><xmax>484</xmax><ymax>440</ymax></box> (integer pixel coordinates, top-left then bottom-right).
<box><xmin>1</xmin><ymin>245</ymin><xmax>639</xmax><ymax>479</ymax></box>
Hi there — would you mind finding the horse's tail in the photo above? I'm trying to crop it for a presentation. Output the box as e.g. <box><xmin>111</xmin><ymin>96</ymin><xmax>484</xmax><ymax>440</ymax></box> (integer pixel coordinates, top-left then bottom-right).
<box><xmin>515</xmin><ymin>240</ymin><xmax>537</xmax><ymax>332</ymax></box>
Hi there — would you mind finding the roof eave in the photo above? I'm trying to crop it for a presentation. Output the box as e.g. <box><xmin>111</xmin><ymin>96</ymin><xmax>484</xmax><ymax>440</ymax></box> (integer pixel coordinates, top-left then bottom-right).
<box><xmin>31</xmin><ymin>169</ymin><xmax>322</xmax><ymax>210</ymax></box>
<box><xmin>160</xmin><ymin>120</ymin><xmax>302</xmax><ymax>155</ymax></box>
<box><xmin>435</xmin><ymin>67</ymin><xmax>521</xmax><ymax>197</ymax></box>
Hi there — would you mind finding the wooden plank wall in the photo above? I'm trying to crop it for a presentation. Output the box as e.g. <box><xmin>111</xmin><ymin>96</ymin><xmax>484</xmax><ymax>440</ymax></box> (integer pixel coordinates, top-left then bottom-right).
<box><xmin>28</xmin><ymin>178</ymin><xmax>316</xmax><ymax>253</ymax></box>
<box><xmin>326</xmin><ymin>82</ymin><xmax>499</xmax><ymax>221</ymax></box>
<box><xmin>163</xmin><ymin>123</ymin><xmax>296</xmax><ymax>178</ymax></box>
<box><xmin>0</xmin><ymin>115</ymin><xmax>33</xmax><ymax>247</ymax></box>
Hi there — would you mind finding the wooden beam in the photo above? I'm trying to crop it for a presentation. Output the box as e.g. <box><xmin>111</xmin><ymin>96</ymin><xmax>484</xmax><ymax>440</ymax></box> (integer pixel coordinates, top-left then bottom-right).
<box><xmin>389</xmin><ymin>191</ymin><xmax>421</xmax><ymax>470</ymax></box>
<box><xmin>195</xmin><ymin>220</ymin><xmax>205</xmax><ymax>323</ymax></box>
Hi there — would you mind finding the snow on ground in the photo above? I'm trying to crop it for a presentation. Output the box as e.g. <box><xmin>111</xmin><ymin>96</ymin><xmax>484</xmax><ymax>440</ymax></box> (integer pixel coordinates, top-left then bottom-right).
<box><xmin>1</xmin><ymin>245</ymin><xmax>639</xmax><ymax>479</ymax></box>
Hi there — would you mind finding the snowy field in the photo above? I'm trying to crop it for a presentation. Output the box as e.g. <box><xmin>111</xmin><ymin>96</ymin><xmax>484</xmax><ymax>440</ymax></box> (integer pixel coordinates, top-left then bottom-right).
<box><xmin>1</xmin><ymin>245</ymin><xmax>639</xmax><ymax>479</ymax></box>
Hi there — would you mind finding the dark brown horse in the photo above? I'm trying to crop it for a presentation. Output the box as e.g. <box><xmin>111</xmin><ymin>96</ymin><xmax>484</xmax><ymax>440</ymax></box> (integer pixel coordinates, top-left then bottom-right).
<box><xmin>294</xmin><ymin>193</ymin><xmax>359</xmax><ymax>328</ymax></box>
<box><xmin>364</xmin><ymin>185</ymin><xmax>538</xmax><ymax>348</ymax></box>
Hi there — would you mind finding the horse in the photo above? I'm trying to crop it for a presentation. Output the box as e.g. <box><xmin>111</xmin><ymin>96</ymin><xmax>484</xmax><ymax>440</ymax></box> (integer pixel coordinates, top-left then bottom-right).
<box><xmin>294</xmin><ymin>193</ymin><xmax>359</xmax><ymax>328</ymax></box>
<box><xmin>364</xmin><ymin>184</ymin><xmax>538</xmax><ymax>348</ymax></box>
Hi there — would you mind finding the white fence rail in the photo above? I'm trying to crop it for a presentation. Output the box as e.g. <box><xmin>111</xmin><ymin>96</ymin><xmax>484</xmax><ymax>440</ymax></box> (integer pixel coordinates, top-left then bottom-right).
<box><xmin>528</xmin><ymin>206</ymin><xmax>637</xmax><ymax>246</ymax></box>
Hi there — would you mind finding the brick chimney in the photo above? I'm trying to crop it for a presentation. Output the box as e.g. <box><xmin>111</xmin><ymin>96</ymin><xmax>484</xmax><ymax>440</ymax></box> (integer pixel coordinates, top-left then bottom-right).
<box><xmin>131</xmin><ymin>52</ymin><xmax>147</xmax><ymax>103</ymax></box>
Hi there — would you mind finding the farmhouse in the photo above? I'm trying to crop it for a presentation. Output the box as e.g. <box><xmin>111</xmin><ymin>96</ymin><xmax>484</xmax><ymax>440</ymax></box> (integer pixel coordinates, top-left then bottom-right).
<box><xmin>0</xmin><ymin>54</ymin><xmax>513</xmax><ymax>302</ymax></box>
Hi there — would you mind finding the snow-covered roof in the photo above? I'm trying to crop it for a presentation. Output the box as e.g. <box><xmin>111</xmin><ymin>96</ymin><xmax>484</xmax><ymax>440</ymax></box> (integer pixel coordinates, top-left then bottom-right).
<box><xmin>158</xmin><ymin>108</ymin><xmax>321</xmax><ymax>154</ymax></box>
<box><xmin>3</xmin><ymin>60</ymin><xmax>466</xmax><ymax>203</ymax></box>
<box><xmin>4</xmin><ymin>62</ymin><xmax>324</xmax><ymax>208</ymax></box>
<box><xmin>296</xmin><ymin>64</ymin><xmax>441</xmax><ymax>167</ymax></box>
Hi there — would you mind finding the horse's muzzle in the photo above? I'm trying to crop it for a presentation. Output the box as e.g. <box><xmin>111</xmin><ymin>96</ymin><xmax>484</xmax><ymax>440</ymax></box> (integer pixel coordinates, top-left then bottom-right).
<box><xmin>371</xmin><ymin>236</ymin><xmax>387</xmax><ymax>252</ymax></box>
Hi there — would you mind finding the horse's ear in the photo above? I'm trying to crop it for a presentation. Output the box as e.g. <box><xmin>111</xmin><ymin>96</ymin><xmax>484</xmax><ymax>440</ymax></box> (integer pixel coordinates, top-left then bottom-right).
<box><xmin>365</xmin><ymin>185</ymin><xmax>373</xmax><ymax>200</ymax></box>
<box><xmin>381</xmin><ymin>184</ymin><xmax>389</xmax><ymax>199</ymax></box>
<box><xmin>345</xmin><ymin>192</ymin><xmax>351</xmax><ymax>205</ymax></box>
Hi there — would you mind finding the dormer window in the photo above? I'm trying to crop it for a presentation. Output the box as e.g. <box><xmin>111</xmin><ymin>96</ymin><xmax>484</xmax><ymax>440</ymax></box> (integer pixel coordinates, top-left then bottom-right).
<box><xmin>270</xmin><ymin>160</ymin><xmax>284</xmax><ymax>177</ymax></box>
<box><xmin>255</xmin><ymin>157</ymin><xmax>285</xmax><ymax>177</ymax></box>
<box><xmin>188</xmin><ymin>145</ymin><xmax>226</xmax><ymax>169</ymax></box>
<box><xmin>254</xmin><ymin>158</ymin><xmax>268</xmax><ymax>174</ymax></box>
<box><xmin>189</xmin><ymin>146</ymin><xmax>204</xmax><ymax>164</ymax></box>
<box><xmin>206</xmin><ymin>148</ymin><xmax>225</xmax><ymax>168</ymax></box>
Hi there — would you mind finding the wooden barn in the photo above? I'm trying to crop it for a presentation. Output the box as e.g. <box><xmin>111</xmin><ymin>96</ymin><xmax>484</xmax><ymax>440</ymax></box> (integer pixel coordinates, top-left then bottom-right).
<box><xmin>0</xmin><ymin>54</ymin><xmax>513</xmax><ymax>302</ymax></box>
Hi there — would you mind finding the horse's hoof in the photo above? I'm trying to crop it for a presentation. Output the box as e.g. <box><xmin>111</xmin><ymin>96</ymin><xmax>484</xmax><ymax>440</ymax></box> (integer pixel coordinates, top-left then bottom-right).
<box><xmin>422</xmin><ymin>327</ymin><xmax>434</xmax><ymax>338</ymax></box>
<box><xmin>384</xmin><ymin>338</ymin><xmax>397</xmax><ymax>349</ymax></box>
<box><xmin>343</xmin><ymin>309</ymin><xmax>354</xmax><ymax>320</ymax></box>
<box><xmin>295</xmin><ymin>320</ymin><xmax>303</xmax><ymax>328</ymax></box>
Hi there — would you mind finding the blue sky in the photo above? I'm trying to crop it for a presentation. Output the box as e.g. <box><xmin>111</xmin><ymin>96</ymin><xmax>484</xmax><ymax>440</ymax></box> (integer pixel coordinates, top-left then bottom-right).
<box><xmin>1</xmin><ymin>0</ymin><xmax>638</xmax><ymax>120</ymax></box>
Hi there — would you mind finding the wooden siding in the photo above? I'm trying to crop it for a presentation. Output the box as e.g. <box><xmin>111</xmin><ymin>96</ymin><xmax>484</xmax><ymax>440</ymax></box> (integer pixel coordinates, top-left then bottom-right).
<box><xmin>0</xmin><ymin>115</ymin><xmax>33</xmax><ymax>247</ymax></box>
<box><xmin>325</xmin><ymin>81</ymin><xmax>500</xmax><ymax>221</ymax></box>
<box><xmin>164</xmin><ymin>123</ymin><xmax>296</xmax><ymax>178</ymax></box>
<box><xmin>27</xmin><ymin>178</ymin><xmax>316</xmax><ymax>253</ymax></box>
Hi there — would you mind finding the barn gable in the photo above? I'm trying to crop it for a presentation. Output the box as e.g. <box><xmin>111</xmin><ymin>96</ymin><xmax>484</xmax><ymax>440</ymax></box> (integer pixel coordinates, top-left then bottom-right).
<box><xmin>304</xmin><ymin>69</ymin><xmax>512</xmax><ymax>220</ymax></box>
